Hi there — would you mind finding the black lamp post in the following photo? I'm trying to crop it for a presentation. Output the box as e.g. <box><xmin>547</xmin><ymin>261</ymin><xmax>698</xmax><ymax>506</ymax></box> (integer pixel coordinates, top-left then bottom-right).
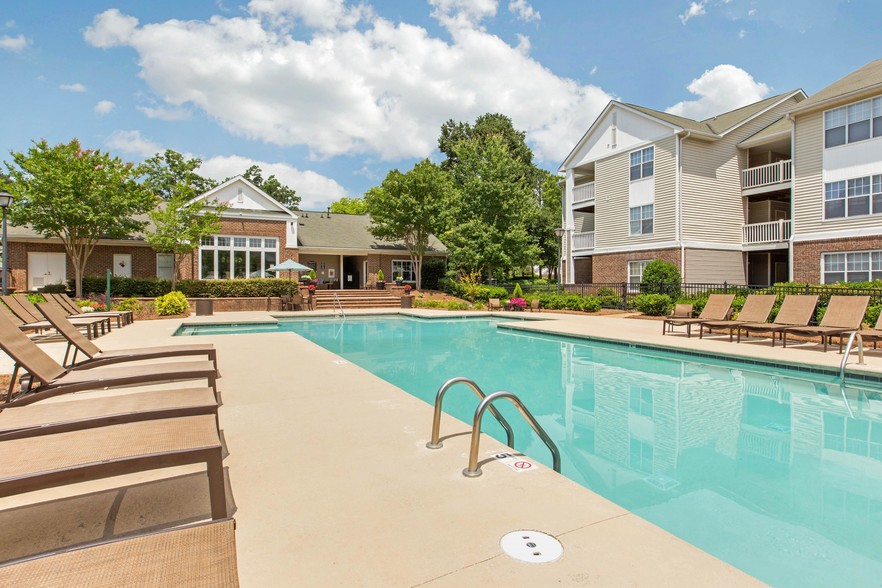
<box><xmin>0</xmin><ymin>191</ymin><xmax>12</xmax><ymax>296</ymax></box>
<box><xmin>554</xmin><ymin>227</ymin><xmax>565</xmax><ymax>296</ymax></box>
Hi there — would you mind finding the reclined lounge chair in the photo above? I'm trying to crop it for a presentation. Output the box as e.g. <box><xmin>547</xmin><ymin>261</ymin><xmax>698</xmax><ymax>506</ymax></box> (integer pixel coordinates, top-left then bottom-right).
<box><xmin>781</xmin><ymin>295</ymin><xmax>870</xmax><ymax>352</ymax></box>
<box><xmin>735</xmin><ymin>295</ymin><xmax>818</xmax><ymax>346</ymax></box>
<box><xmin>36</xmin><ymin>302</ymin><xmax>216</xmax><ymax>369</ymax></box>
<box><xmin>845</xmin><ymin>312</ymin><xmax>882</xmax><ymax>352</ymax></box>
<box><xmin>488</xmin><ymin>298</ymin><xmax>502</xmax><ymax>311</ymax></box>
<box><xmin>48</xmin><ymin>293</ymin><xmax>133</xmax><ymax>327</ymax></box>
<box><xmin>662</xmin><ymin>304</ymin><xmax>693</xmax><ymax>334</ymax></box>
<box><xmin>662</xmin><ymin>294</ymin><xmax>735</xmax><ymax>337</ymax></box>
<box><xmin>698</xmin><ymin>294</ymin><xmax>777</xmax><ymax>341</ymax></box>
<box><xmin>2</xmin><ymin>295</ymin><xmax>110</xmax><ymax>339</ymax></box>
<box><xmin>0</xmin><ymin>313</ymin><xmax>218</xmax><ymax>406</ymax></box>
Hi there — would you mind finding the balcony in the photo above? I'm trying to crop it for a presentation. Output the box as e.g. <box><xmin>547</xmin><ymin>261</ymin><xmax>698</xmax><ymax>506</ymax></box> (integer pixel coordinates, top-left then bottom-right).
<box><xmin>573</xmin><ymin>182</ymin><xmax>595</xmax><ymax>206</ymax></box>
<box><xmin>742</xmin><ymin>220</ymin><xmax>791</xmax><ymax>245</ymax></box>
<box><xmin>742</xmin><ymin>160</ymin><xmax>791</xmax><ymax>192</ymax></box>
<box><xmin>572</xmin><ymin>231</ymin><xmax>595</xmax><ymax>252</ymax></box>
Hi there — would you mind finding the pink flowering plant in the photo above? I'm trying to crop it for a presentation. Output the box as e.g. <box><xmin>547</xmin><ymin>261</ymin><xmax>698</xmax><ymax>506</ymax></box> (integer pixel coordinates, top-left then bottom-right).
<box><xmin>508</xmin><ymin>297</ymin><xmax>526</xmax><ymax>309</ymax></box>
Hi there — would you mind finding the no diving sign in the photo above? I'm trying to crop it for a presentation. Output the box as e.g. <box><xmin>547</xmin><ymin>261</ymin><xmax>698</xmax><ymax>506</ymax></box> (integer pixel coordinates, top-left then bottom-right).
<box><xmin>493</xmin><ymin>452</ymin><xmax>535</xmax><ymax>473</ymax></box>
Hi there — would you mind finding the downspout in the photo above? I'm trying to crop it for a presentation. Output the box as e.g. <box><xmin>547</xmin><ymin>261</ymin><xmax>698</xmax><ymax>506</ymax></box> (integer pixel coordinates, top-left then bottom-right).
<box><xmin>786</xmin><ymin>113</ymin><xmax>795</xmax><ymax>282</ymax></box>
<box><xmin>678</xmin><ymin>132</ymin><xmax>690</xmax><ymax>278</ymax></box>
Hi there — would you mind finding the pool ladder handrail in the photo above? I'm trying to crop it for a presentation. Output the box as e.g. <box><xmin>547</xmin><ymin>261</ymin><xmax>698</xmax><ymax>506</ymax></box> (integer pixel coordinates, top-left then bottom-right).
<box><xmin>332</xmin><ymin>293</ymin><xmax>346</xmax><ymax>320</ymax></box>
<box><xmin>427</xmin><ymin>377</ymin><xmax>515</xmax><ymax>449</ymax></box>
<box><xmin>840</xmin><ymin>331</ymin><xmax>864</xmax><ymax>381</ymax></box>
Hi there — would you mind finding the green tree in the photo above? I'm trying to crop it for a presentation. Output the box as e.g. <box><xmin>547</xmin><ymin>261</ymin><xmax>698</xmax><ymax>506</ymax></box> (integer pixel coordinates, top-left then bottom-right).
<box><xmin>534</xmin><ymin>170</ymin><xmax>563</xmax><ymax>280</ymax></box>
<box><xmin>5</xmin><ymin>139</ymin><xmax>155</xmax><ymax>297</ymax></box>
<box><xmin>364</xmin><ymin>159</ymin><xmax>451</xmax><ymax>289</ymax></box>
<box><xmin>141</xmin><ymin>149</ymin><xmax>218</xmax><ymax>200</ymax></box>
<box><xmin>241</xmin><ymin>165</ymin><xmax>299</xmax><ymax>210</ymax></box>
<box><xmin>439</xmin><ymin>113</ymin><xmax>535</xmax><ymax>172</ymax></box>
<box><xmin>329</xmin><ymin>196</ymin><xmax>367</xmax><ymax>215</ymax></box>
<box><xmin>146</xmin><ymin>186</ymin><xmax>226</xmax><ymax>290</ymax></box>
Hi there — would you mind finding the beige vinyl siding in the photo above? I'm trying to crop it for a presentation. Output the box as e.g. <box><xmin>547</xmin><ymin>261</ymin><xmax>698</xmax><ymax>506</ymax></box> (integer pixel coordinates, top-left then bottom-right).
<box><xmin>652</xmin><ymin>136</ymin><xmax>678</xmax><ymax>242</ymax></box>
<box><xmin>684</xmin><ymin>248</ymin><xmax>745</xmax><ymax>283</ymax></box>
<box><xmin>573</xmin><ymin>211</ymin><xmax>593</xmax><ymax>233</ymax></box>
<box><xmin>681</xmin><ymin>97</ymin><xmax>802</xmax><ymax>245</ymax></box>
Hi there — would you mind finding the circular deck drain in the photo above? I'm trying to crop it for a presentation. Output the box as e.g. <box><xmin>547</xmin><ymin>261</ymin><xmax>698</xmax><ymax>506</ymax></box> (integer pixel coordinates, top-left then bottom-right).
<box><xmin>500</xmin><ymin>530</ymin><xmax>563</xmax><ymax>563</ymax></box>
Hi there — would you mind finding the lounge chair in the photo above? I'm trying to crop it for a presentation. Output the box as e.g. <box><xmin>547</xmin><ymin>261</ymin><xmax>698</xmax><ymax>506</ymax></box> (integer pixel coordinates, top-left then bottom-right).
<box><xmin>735</xmin><ymin>295</ymin><xmax>819</xmax><ymax>346</ymax></box>
<box><xmin>662</xmin><ymin>303</ymin><xmax>693</xmax><ymax>334</ymax></box>
<box><xmin>0</xmin><ymin>312</ymin><xmax>218</xmax><ymax>406</ymax></box>
<box><xmin>36</xmin><ymin>302</ymin><xmax>217</xmax><ymax>369</ymax></box>
<box><xmin>48</xmin><ymin>292</ymin><xmax>133</xmax><ymax>327</ymax></box>
<box><xmin>661</xmin><ymin>294</ymin><xmax>735</xmax><ymax>337</ymax></box>
<box><xmin>488</xmin><ymin>298</ymin><xmax>501</xmax><ymax>311</ymax></box>
<box><xmin>781</xmin><ymin>295</ymin><xmax>870</xmax><ymax>352</ymax></box>
<box><xmin>844</xmin><ymin>312</ymin><xmax>882</xmax><ymax>352</ymax></box>
<box><xmin>1</xmin><ymin>295</ymin><xmax>110</xmax><ymax>339</ymax></box>
<box><xmin>698</xmin><ymin>295</ymin><xmax>777</xmax><ymax>341</ymax></box>
<box><xmin>0</xmin><ymin>519</ymin><xmax>239</xmax><ymax>587</ymax></box>
<box><xmin>0</xmin><ymin>302</ymin><xmax>51</xmax><ymax>334</ymax></box>
<box><xmin>0</xmin><ymin>415</ymin><xmax>228</xmax><ymax>520</ymax></box>
<box><xmin>529</xmin><ymin>299</ymin><xmax>540</xmax><ymax>312</ymax></box>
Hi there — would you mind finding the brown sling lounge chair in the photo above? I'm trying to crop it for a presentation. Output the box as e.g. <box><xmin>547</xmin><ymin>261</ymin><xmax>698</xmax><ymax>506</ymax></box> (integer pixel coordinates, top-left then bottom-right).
<box><xmin>735</xmin><ymin>295</ymin><xmax>818</xmax><ymax>346</ymax></box>
<box><xmin>0</xmin><ymin>518</ymin><xmax>239</xmax><ymax>587</ymax></box>
<box><xmin>36</xmin><ymin>302</ymin><xmax>217</xmax><ymax>369</ymax></box>
<box><xmin>662</xmin><ymin>294</ymin><xmax>735</xmax><ymax>337</ymax></box>
<box><xmin>488</xmin><ymin>298</ymin><xmax>502</xmax><ymax>311</ymax></box>
<box><xmin>50</xmin><ymin>293</ymin><xmax>133</xmax><ymax>327</ymax></box>
<box><xmin>845</xmin><ymin>312</ymin><xmax>882</xmax><ymax>352</ymax></box>
<box><xmin>0</xmin><ymin>312</ymin><xmax>218</xmax><ymax>406</ymax></box>
<box><xmin>781</xmin><ymin>295</ymin><xmax>870</xmax><ymax>352</ymax></box>
<box><xmin>698</xmin><ymin>295</ymin><xmax>777</xmax><ymax>341</ymax></box>
<box><xmin>0</xmin><ymin>414</ymin><xmax>228</xmax><ymax>520</ymax></box>
<box><xmin>2</xmin><ymin>295</ymin><xmax>110</xmax><ymax>339</ymax></box>
<box><xmin>0</xmin><ymin>303</ymin><xmax>53</xmax><ymax>335</ymax></box>
<box><xmin>662</xmin><ymin>304</ymin><xmax>693</xmax><ymax>334</ymax></box>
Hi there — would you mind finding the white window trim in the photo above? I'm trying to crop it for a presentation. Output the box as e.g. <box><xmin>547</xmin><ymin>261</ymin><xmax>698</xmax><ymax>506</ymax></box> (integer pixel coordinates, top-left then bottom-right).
<box><xmin>629</xmin><ymin>146</ymin><xmax>655</xmax><ymax>182</ymax></box>
<box><xmin>821</xmin><ymin>249</ymin><xmax>882</xmax><ymax>284</ymax></box>
<box><xmin>156</xmin><ymin>252</ymin><xmax>174</xmax><ymax>280</ymax></box>
<box><xmin>628</xmin><ymin>260</ymin><xmax>651</xmax><ymax>291</ymax></box>
<box><xmin>823</xmin><ymin>173</ymin><xmax>882</xmax><ymax>221</ymax></box>
<box><xmin>629</xmin><ymin>204</ymin><xmax>654</xmax><ymax>236</ymax></box>
<box><xmin>199</xmin><ymin>234</ymin><xmax>279</xmax><ymax>280</ymax></box>
<box><xmin>823</xmin><ymin>95</ymin><xmax>882</xmax><ymax>149</ymax></box>
<box><xmin>391</xmin><ymin>259</ymin><xmax>418</xmax><ymax>282</ymax></box>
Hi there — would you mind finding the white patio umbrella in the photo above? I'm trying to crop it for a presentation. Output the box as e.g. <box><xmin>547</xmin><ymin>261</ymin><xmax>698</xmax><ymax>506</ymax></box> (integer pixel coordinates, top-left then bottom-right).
<box><xmin>267</xmin><ymin>259</ymin><xmax>312</xmax><ymax>294</ymax></box>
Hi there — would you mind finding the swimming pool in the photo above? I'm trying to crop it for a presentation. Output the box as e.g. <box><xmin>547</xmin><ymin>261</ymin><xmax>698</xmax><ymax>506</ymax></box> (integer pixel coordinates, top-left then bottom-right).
<box><xmin>179</xmin><ymin>315</ymin><xmax>882</xmax><ymax>586</ymax></box>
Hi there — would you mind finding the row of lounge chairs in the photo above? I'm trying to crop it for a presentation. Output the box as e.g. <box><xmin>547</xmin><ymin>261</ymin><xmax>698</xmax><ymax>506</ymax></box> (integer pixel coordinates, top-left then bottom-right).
<box><xmin>0</xmin><ymin>300</ymin><xmax>239</xmax><ymax>584</ymax></box>
<box><xmin>663</xmin><ymin>293</ymin><xmax>880</xmax><ymax>352</ymax></box>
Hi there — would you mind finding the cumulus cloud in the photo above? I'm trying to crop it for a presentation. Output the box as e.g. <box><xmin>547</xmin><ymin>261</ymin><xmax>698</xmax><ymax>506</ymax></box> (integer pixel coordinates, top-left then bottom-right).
<box><xmin>106</xmin><ymin>130</ymin><xmax>163</xmax><ymax>157</ymax></box>
<box><xmin>137</xmin><ymin>105</ymin><xmax>192</xmax><ymax>121</ymax></box>
<box><xmin>508</xmin><ymin>0</ymin><xmax>540</xmax><ymax>22</ymax></box>
<box><xmin>94</xmin><ymin>100</ymin><xmax>116</xmax><ymax>115</ymax></box>
<box><xmin>666</xmin><ymin>64</ymin><xmax>771</xmax><ymax>121</ymax></box>
<box><xmin>198</xmin><ymin>155</ymin><xmax>348</xmax><ymax>210</ymax></box>
<box><xmin>679</xmin><ymin>1</ymin><xmax>707</xmax><ymax>24</ymax></box>
<box><xmin>60</xmin><ymin>83</ymin><xmax>87</xmax><ymax>92</ymax></box>
<box><xmin>248</xmin><ymin>0</ymin><xmax>372</xmax><ymax>29</ymax></box>
<box><xmin>83</xmin><ymin>5</ymin><xmax>613</xmax><ymax>164</ymax></box>
<box><xmin>0</xmin><ymin>34</ymin><xmax>29</xmax><ymax>52</ymax></box>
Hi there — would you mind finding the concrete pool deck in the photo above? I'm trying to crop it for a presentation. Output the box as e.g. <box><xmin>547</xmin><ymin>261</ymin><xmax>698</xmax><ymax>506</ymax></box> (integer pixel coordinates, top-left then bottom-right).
<box><xmin>3</xmin><ymin>309</ymin><xmax>881</xmax><ymax>585</ymax></box>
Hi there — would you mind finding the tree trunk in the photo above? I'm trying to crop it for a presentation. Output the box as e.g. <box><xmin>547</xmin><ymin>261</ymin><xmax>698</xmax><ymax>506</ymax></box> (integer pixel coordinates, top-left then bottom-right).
<box><xmin>171</xmin><ymin>256</ymin><xmax>179</xmax><ymax>291</ymax></box>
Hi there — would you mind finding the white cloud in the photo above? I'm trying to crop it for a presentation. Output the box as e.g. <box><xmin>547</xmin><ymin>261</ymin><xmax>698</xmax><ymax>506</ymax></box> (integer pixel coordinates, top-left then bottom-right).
<box><xmin>738</xmin><ymin>28</ymin><xmax>746</xmax><ymax>39</ymax></box>
<box><xmin>137</xmin><ymin>105</ymin><xmax>192</xmax><ymax>121</ymax></box>
<box><xmin>83</xmin><ymin>6</ymin><xmax>614</xmax><ymax>164</ymax></box>
<box><xmin>106</xmin><ymin>130</ymin><xmax>163</xmax><ymax>158</ymax></box>
<box><xmin>666</xmin><ymin>64</ymin><xmax>771</xmax><ymax>121</ymax></box>
<box><xmin>198</xmin><ymin>155</ymin><xmax>348</xmax><ymax>210</ymax></box>
<box><xmin>94</xmin><ymin>100</ymin><xmax>116</xmax><ymax>115</ymax></box>
<box><xmin>248</xmin><ymin>0</ymin><xmax>372</xmax><ymax>30</ymax></box>
<box><xmin>508</xmin><ymin>0</ymin><xmax>540</xmax><ymax>22</ymax></box>
<box><xmin>60</xmin><ymin>83</ymin><xmax>87</xmax><ymax>92</ymax></box>
<box><xmin>679</xmin><ymin>1</ymin><xmax>707</xmax><ymax>24</ymax></box>
<box><xmin>0</xmin><ymin>34</ymin><xmax>29</xmax><ymax>52</ymax></box>
<box><xmin>748</xmin><ymin>8</ymin><xmax>757</xmax><ymax>16</ymax></box>
<box><xmin>589</xmin><ymin>65</ymin><xmax>598</xmax><ymax>75</ymax></box>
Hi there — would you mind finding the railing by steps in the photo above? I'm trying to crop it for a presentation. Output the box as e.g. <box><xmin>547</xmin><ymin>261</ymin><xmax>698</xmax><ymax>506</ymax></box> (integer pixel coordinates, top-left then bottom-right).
<box><xmin>742</xmin><ymin>160</ymin><xmax>791</xmax><ymax>190</ymax></box>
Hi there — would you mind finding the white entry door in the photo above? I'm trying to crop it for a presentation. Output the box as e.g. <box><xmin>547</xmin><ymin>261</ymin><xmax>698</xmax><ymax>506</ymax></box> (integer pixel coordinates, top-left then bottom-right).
<box><xmin>113</xmin><ymin>254</ymin><xmax>132</xmax><ymax>278</ymax></box>
<box><xmin>28</xmin><ymin>252</ymin><xmax>66</xmax><ymax>291</ymax></box>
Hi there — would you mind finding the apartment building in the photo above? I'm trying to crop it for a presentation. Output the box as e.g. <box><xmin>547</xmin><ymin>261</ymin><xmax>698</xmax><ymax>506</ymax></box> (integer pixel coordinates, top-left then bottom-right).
<box><xmin>560</xmin><ymin>59</ymin><xmax>882</xmax><ymax>288</ymax></box>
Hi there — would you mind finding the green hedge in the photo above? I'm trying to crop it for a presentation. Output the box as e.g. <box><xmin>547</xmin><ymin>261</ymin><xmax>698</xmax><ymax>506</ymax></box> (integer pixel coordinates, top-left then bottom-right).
<box><xmin>531</xmin><ymin>293</ymin><xmax>601</xmax><ymax>312</ymax></box>
<box><xmin>76</xmin><ymin>276</ymin><xmax>298</xmax><ymax>298</ymax></box>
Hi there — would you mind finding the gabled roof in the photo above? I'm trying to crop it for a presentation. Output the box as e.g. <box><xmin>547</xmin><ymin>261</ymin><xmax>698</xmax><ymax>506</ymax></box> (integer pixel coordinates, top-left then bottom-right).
<box><xmin>622</xmin><ymin>103</ymin><xmax>712</xmax><ymax>134</ymax></box>
<box><xmin>789</xmin><ymin>58</ymin><xmax>882</xmax><ymax>116</ymax></box>
<box><xmin>297</xmin><ymin>213</ymin><xmax>446</xmax><ymax>253</ymax></box>
<box><xmin>191</xmin><ymin>176</ymin><xmax>298</xmax><ymax>219</ymax></box>
<box><xmin>701</xmin><ymin>91</ymin><xmax>804</xmax><ymax>134</ymax></box>
<box><xmin>738</xmin><ymin>116</ymin><xmax>792</xmax><ymax>148</ymax></box>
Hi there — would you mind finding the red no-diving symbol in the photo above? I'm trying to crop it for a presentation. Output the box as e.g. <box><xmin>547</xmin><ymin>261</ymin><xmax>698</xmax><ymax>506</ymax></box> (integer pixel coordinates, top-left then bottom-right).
<box><xmin>513</xmin><ymin>461</ymin><xmax>532</xmax><ymax>469</ymax></box>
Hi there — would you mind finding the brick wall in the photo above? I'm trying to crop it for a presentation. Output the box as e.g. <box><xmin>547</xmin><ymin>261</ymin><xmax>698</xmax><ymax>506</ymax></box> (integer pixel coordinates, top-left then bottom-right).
<box><xmin>573</xmin><ymin>258</ymin><xmax>593</xmax><ymax>283</ymax></box>
<box><xmin>793</xmin><ymin>236</ymin><xmax>882</xmax><ymax>283</ymax></box>
<box><xmin>591</xmin><ymin>248</ymin><xmax>680</xmax><ymax>283</ymax></box>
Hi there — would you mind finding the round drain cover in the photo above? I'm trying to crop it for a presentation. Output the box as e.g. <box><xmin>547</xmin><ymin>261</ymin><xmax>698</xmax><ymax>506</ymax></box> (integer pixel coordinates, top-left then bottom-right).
<box><xmin>500</xmin><ymin>530</ymin><xmax>563</xmax><ymax>563</ymax></box>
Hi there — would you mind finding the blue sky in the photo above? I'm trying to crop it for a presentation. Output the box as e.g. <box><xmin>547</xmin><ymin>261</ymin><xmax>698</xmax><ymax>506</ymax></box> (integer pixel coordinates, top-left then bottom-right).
<box><xmin>1</xmin><ymin>0</ymin><xmax>879</xmax><ymax>210</ymax></box>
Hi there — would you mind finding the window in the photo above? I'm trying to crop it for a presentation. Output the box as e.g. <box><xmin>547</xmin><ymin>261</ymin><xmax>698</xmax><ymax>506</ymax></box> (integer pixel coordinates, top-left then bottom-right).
<box><xmin>391</xmin><ymin>260</ymin><xmax>417</xmax><ymax>282</ymax></box>
<box><xmin>199</xmin><ymin>234</ymin><xmax>279</xmax><ymax>279</ymax></box>
<box><xmin>629</xmin><ymin>438</ymin><xmax>653</xmax><ymax>473</ymax></box>
<box><xmin>156</xmin><ymin>253</ymin><xmax>174</xmax><ymax>280</ymax></box>
<box><xmin>825</xmin><ymin>97</ymin><xmax>882</xmax><ymax>148</ymax></box>
<box><xmin>825</xmin><ymin>174</ymin><xmax>882</xmax><ymax>218</ymax></box>
<box><xmin>848</xmin><ymin>177</ymin><xmax>871</xmax><ymax>216</ymax></box>
<box><xmin>628</xmin><ymin>260</ymin><xmax>650</xmax><ymax>290</ymax></box>
<box><xmin>629</xmin><ymin>146</ymin><xmax>654</xmax><ymax>181</ymax></box>
<box><xmin>629</xmin><ymin>386</ymin><xmax>653</xmax><ymax>418</ymax></box>
<box><xmin>630</xmin><ymin>204</ymin><xmax>653</xmax><ymax>235</ymax></box>
<box><xmin>823</xmin><ymin>251</ymin><xmax>882</xmax><ymax>283</ymax></box>
<box><xmin>824</xmin><ymin>181</ymin><xmax>846</xmax><ymax>218</ymax></box>
<box><xmin>824</xmin><ymin>412</ymin><xmax>882</xmax><ymax>462</ymax></box>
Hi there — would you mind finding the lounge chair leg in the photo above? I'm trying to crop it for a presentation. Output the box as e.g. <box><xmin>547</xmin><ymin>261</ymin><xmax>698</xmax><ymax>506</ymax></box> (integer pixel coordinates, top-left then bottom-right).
<box><xmin>206</xmin><ymin>450</ymin><xmax>227</xmax><ymax>520</ymax></box>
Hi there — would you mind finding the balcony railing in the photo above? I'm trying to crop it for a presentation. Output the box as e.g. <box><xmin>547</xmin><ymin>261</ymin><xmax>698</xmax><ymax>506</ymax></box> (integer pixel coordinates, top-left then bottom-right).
<box><xmin>742</xmin><ymin>160</ymin><xmax>791</xmax><ymax>190</ymax></box>
<box><xmin>742</xmin><ymin>219</ymin><xmax>791</xmax><ymax>244</ymax></box>
<box><xmin>573</xmin><ymin>182</ymin><xmax>595</xmax><ymax>204</ymax></box>
<box><xmin>572</xmin><ymin>231</ymin><xmax>595</xmax><ymax>251</ymax></box>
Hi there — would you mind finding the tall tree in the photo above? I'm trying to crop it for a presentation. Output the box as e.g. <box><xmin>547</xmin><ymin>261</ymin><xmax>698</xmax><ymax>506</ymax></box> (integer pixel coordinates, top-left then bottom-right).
<box><xmin>4</xmin><ymin>139</ymin><xmax>155</xmax><ymax>297</ymax></box>
<box><xmin>364</xmin><ymin>160</ymin><xmax>451</xmax><ymax>289</ymax></box>
<box><xmin>439</xmin><ymin>113</ymin><xmax>535</xmax><ymax>172</ymax></box>
<box><xmin>329</xmin><ymin>196</ymin><xmax>367</xmax><ymax>215</ymax></box>
<box><xmin>533</xmin><ymin>170</ymin><xmax>564</xmax><ymax>279</ymax></box>
<box><xmin>241</xmin><ymin>165</ymin><xmax>299</xmax><ymax>210</ymax></box>
<box><xmin>141</xmin><ymin>149</ymin><xmax>217</xmax><ymax>199</ymax></box>
<box><xmin>146</xmin><ymin>186</ymin><xmax>226</xmax><ymax>290</ymax></box>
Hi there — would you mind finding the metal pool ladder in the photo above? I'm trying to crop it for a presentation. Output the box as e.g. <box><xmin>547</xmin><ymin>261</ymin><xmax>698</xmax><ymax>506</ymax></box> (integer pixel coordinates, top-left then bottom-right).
<box><xmin>839</xmin><ymin>331</ymin><xmax>866</xmax><ymax>418</ymax></box>
<box><xmin>332</xmin><ymin>293</ymin><xmax>346</xmax><ymax>320</ymax></box>
<box><xmin>426</xmin><ymin>377</ymin><xmax>561</xmax><ymax>477</ymax></box>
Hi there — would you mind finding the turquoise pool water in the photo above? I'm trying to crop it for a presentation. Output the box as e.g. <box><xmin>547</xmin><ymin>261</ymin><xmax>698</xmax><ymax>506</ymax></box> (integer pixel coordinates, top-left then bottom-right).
<box><xmin>179</xmin><ymin>315</ymin><xmax>882</xmax><ymax>586</ymax></box>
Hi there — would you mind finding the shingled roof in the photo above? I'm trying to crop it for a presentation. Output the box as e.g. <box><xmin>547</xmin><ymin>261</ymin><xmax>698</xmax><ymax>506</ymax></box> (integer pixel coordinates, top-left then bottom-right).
<box><xmin>296</xmin><ymin>212</ymin><xmax>446</xmax><ymax>253</ymax></box>
<box><xmin>790</xmin><ymin>58</ymin><xmax>882</xmax><ymax>116</ymax></box>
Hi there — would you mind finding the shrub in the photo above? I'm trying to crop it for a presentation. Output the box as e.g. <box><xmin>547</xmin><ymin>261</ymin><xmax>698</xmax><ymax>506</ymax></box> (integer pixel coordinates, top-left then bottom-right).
<box><xmin>512</xmin><ymin>283</ymin><xmax>524</xmax><ymax>298</ymax></box>
<box><xmin>595</xmin><ymin>287</ymin><xmax>622</xmax><ymax>308</ymax></box>
<box><xmin>421</xmin><ymin>259</ymin><xmax>446</xmax><ymax>290</ymax></box>
<box><xmin>154</xmin><ymin>291</ymin><xmax>189</xmax><ymax>316</ymax></box>
<box><xmin>634</xmin><ymin>293</ymin><xmax>672</xmax><ymax>316</ymax></box>
<box><xmin>641</xmin><ymin>260</ymin><xmax>681</xmax><ymax>298</ymax></box>
<box><xmin>40</xmin><ymin>283</ymin><xmax>68</xmax><ymax>294</ymax></box>
<box><xmin>24</xmin><ymin>293</ymin><xmax>45</xmax><ymax>305</ymax></box>
<box><xmin>866</xmin><ymin>304</ymin><xmax>881</xmax><ymax>328</ymax></box>
<box><xmin>115</xmin><ymin>297</ymin><xmax>144</xmax><ymax>313</ymax></box>
<box><xmin>376</xmin><ymin>269</ymin><xmax>384</xmax><ymax>281</ymax></box>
